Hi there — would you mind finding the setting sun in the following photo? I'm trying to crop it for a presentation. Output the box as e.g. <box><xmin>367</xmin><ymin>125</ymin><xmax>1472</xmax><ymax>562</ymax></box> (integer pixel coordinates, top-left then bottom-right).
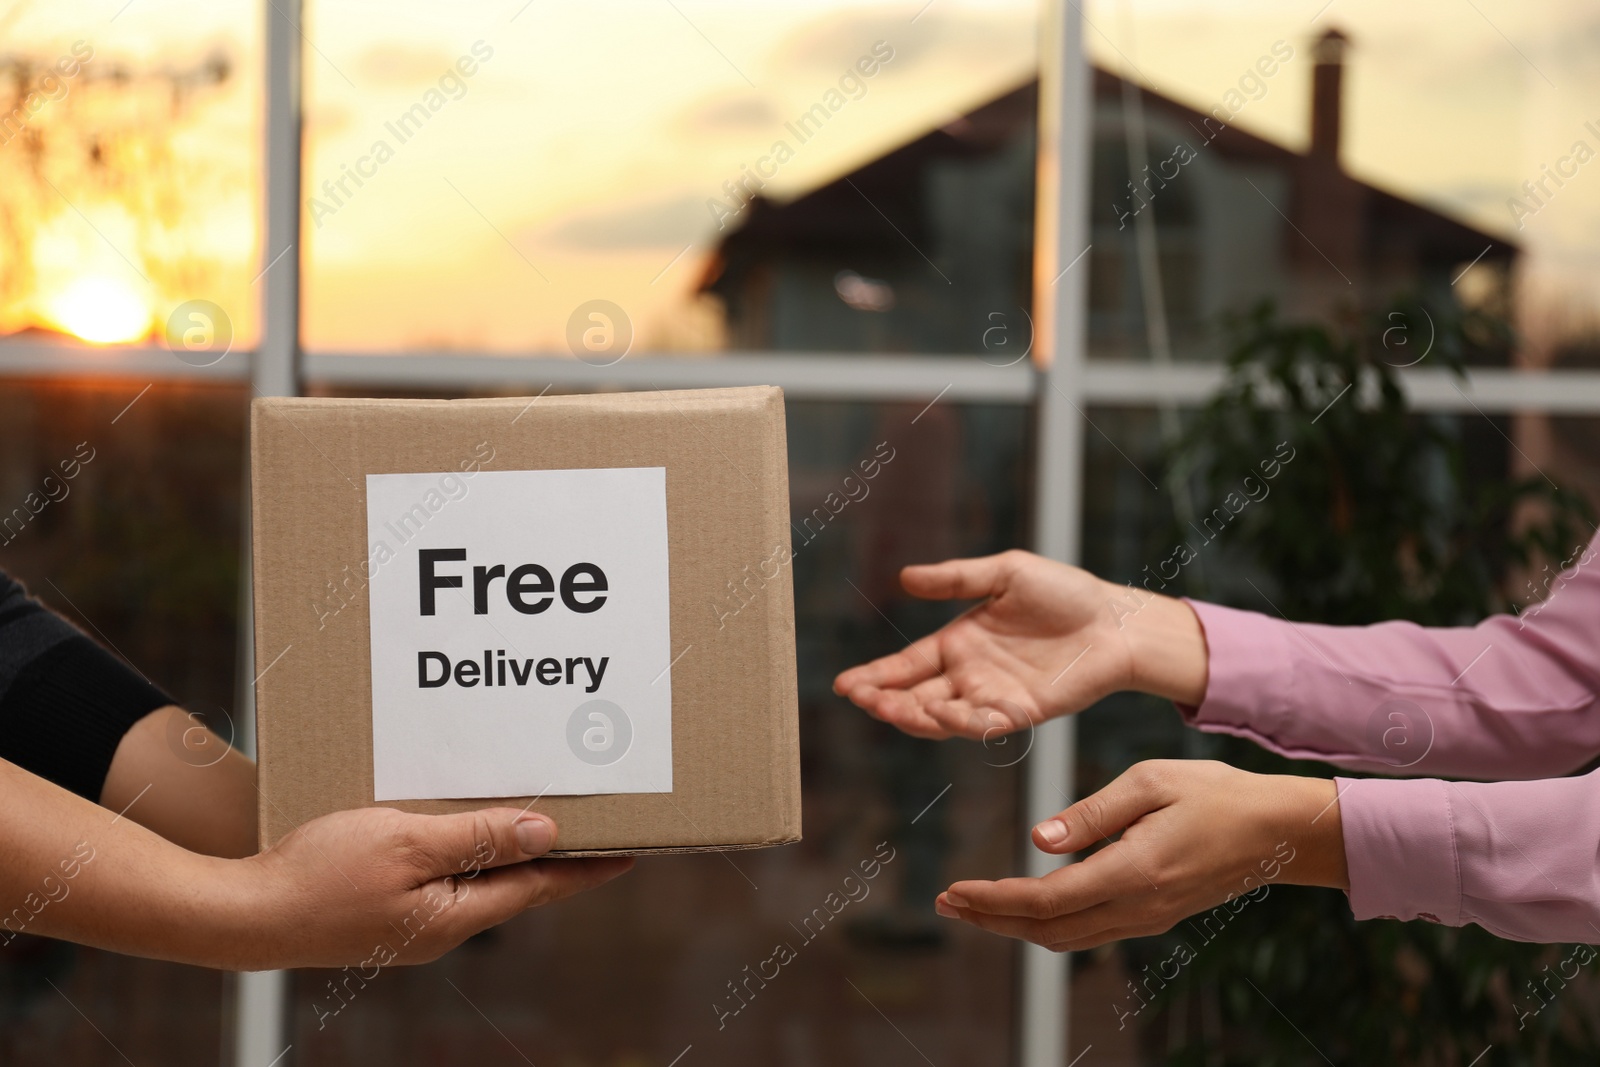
<box><xmin>43</xmin><ymin>277</ymin><xmax>153</xmax><ymax>345</ymax></box>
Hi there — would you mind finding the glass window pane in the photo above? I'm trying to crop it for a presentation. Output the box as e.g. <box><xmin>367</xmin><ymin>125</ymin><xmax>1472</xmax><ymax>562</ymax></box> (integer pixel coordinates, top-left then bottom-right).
<box><xmin>1078</xmin><ymin>2</ymin><xmax>1572</xmax><ymax>364</ymax></box>
<box><xmin>0</xmin><ymin>378</ymin><xmax>247</xmax><ymax>1065</ymax></box>
<box><xmin>0</xmin><ymin>3</ymin><xmax>261</xmax><ymax>351</ymax></box>
<box><xmin>301</xmin><ymin>1</ymin><xmax>1038</xmax><ymax>356</ymax></box>
<box><xmin>286</xmin><ymin>394</ymin><xmax>1032</xmax><ymax>1065</ymax></box>
<box><xmin>1539</xmin><ymin>414</ymin><xmax>1600</xmax><ymax>515</ymax></box>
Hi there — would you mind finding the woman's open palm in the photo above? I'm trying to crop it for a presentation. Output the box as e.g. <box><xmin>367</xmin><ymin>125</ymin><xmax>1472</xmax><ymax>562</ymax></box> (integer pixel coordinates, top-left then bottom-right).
<box><xmin>833</xmin><ymin>551</ymin><xmax>1135</xmax><ymax>740</ymax></box>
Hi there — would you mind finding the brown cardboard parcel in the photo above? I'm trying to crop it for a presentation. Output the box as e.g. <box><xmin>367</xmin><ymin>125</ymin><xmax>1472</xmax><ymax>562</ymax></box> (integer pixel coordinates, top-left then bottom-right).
<box><xmin>250</xmin><ymin>386</ymin><xmax>800</xmax><ymax>855</ymax></box>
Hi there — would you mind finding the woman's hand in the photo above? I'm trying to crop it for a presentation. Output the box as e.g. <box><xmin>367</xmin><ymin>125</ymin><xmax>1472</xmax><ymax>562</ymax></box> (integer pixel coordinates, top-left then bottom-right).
<box><xmin>833</xmin><ymin>550</ymin><xmax>1208</xmax><ymax>740</ymax></box>
<box><xmin>933</xmin><ymin>760</ymin><xmax>1347</xmax><ymax>951</ymax></box>
<box><xmin>231</xmin><ymin>806</ymin><xmax>633</xmax><ymax>970</ymax></box>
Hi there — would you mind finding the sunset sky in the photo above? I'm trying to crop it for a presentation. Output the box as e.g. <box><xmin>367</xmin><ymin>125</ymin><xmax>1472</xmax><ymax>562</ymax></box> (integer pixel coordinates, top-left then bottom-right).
<box><xmin>2</xmin><ymin>0</ymin><xmax>1598</xmax><ymax>355</ymax></box>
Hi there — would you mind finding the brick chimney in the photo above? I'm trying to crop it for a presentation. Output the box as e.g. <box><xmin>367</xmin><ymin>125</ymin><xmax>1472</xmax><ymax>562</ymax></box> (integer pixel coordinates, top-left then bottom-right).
<box><xmin>1310</xmin><ymin>28</ymin><xmax>1349</xmax><ymax>165</ymax></box>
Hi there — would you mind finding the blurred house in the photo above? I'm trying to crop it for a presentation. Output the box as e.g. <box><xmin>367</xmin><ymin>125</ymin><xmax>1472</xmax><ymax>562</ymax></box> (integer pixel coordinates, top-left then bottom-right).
<box><xmin>698</xmin><ymin>29</ymin><xmax>1516</xmax><ymax>360</ymax></box>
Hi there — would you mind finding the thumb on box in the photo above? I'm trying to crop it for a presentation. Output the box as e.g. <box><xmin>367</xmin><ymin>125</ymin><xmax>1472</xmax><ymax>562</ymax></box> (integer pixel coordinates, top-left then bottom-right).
<box><xmin>400</xmin><ymin>808</ymin><xmax>558</xmax><ymax>880</ymax></box>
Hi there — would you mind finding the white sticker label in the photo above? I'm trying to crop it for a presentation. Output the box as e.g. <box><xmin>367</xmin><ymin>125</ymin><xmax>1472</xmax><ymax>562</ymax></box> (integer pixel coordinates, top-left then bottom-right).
<box><xmin>364</xmin><ymin>467</ymin><xmax>672</xmax><ymax>800</ymax></box>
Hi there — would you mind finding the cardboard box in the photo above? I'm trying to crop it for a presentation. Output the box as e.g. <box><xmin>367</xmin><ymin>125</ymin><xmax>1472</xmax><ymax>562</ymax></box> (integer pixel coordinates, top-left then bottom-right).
<box><xmin>249</xmin><ymin>386</ymin><xmax>801</xmax><ymax>855</ymax></box>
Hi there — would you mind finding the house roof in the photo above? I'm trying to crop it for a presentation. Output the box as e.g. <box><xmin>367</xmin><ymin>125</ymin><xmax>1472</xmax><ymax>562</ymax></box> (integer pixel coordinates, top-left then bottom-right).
<box><xmin>699</xmin><ymin>64</ymin><xmax>1515</xmax><ymax>294</ymax></box>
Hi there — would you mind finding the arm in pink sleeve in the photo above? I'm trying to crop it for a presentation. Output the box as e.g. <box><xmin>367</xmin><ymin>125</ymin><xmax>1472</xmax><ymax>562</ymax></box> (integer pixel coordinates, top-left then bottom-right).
<box><xmin>1337</xmin><ymin>770</ymin><xmax>1600</xmax><ymax>942</ymax></box>
<box><xmin>1175</xmin><ymin>535</ymin><xmax>1600</xmax><ymax>940</ymax></box>
<box><xmin>1181</xmin><ymin>537</ymin><xmax>1600</xmax><ymax>780</ymax></box>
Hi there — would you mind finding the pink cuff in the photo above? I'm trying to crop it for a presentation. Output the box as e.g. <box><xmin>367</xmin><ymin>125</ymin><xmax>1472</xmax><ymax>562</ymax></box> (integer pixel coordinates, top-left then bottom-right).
<box><xmin>1176</xmin><ymin>599</ymin><xmax>1298</xmax><ymax>738</ymax></box>
<box><xmin>1335</xmin><ymin>776</ymin><xmax>1460</xmax><ymax>925</ymax></box>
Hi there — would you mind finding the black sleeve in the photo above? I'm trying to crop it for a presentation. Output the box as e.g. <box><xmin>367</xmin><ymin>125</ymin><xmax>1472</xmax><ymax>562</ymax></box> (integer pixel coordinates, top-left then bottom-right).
<box><xmin>0</xmin><ymin>570</ymin><xmax>175</xmax><ymax>802</ymax></box>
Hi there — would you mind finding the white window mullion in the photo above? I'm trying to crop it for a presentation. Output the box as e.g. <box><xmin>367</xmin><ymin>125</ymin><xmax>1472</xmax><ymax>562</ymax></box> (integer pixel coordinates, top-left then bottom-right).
<box><xmin>1021</xmin><ymin>0</ymin><xmax>1092</xmax><ymax>1063</ymax></box>
<box><xmin>231</xmin><ymin>0</ymin><xmax>301</xmax><ymax>1062</ymax></box>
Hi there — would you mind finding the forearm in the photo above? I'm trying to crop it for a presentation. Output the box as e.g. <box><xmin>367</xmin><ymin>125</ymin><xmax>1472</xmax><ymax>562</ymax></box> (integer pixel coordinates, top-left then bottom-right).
<box><xmin>1174</xmin><ymin>597</ymin><xmax>1600</xmax><ymax>779</ymax></box>
<box><xmin>0</xmin><ymin>757</ymin><xmax>259</xmax><ymax>968</ymax></box>
<box><xmin>1108</xmin><ymin>531</ymin><xmax>1600</xmax><ymax>779</ymax></box>
<box><xmin>101</xmin><ymin>705</ymin><xmax>258</xmax><ymax>858</ymax></box>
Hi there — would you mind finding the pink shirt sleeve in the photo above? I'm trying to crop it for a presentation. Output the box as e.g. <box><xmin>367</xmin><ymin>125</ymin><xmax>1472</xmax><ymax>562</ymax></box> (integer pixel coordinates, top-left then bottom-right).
<box><xmin>1180</xmin><ymin>536</ymin><xmax>1600</xmax><ymax>941</ymax></box>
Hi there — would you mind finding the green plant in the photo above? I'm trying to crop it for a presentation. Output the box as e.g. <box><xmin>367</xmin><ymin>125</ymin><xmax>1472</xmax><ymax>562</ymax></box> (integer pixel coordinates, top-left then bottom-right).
<box><xmin>1150</xmin><ymin>300</ymin><xmax>1599</xmax><ymax>1065</ymax></box>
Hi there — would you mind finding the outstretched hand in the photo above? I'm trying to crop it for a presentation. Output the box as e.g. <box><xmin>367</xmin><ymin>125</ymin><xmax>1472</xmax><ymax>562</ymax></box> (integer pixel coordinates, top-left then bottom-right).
<box><xmin>934</xmin><ymin>760</ymin><xmax>1347</xmax><ymax>952</ymax></box>
<box><xmin>834</xmin><ymin>550</ymin><xmax>1190</xmax><ymax>740</ymax></box>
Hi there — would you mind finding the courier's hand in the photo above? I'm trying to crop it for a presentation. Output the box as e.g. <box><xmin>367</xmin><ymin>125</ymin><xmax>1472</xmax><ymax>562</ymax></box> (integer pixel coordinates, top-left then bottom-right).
<box><xmin>933</xmin><ymin>760</ymin><xmax>1347</xmax><ymax>951</ymax></box>
<box><xmin>834</xmin><ymin>550</ymin><xmax>1206</xmax><ymax>740</ymax></box>
<box><xmin>235</xmin><ymin>807</ymin><xmax>632</xmax><ymax>970</ymax></box>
